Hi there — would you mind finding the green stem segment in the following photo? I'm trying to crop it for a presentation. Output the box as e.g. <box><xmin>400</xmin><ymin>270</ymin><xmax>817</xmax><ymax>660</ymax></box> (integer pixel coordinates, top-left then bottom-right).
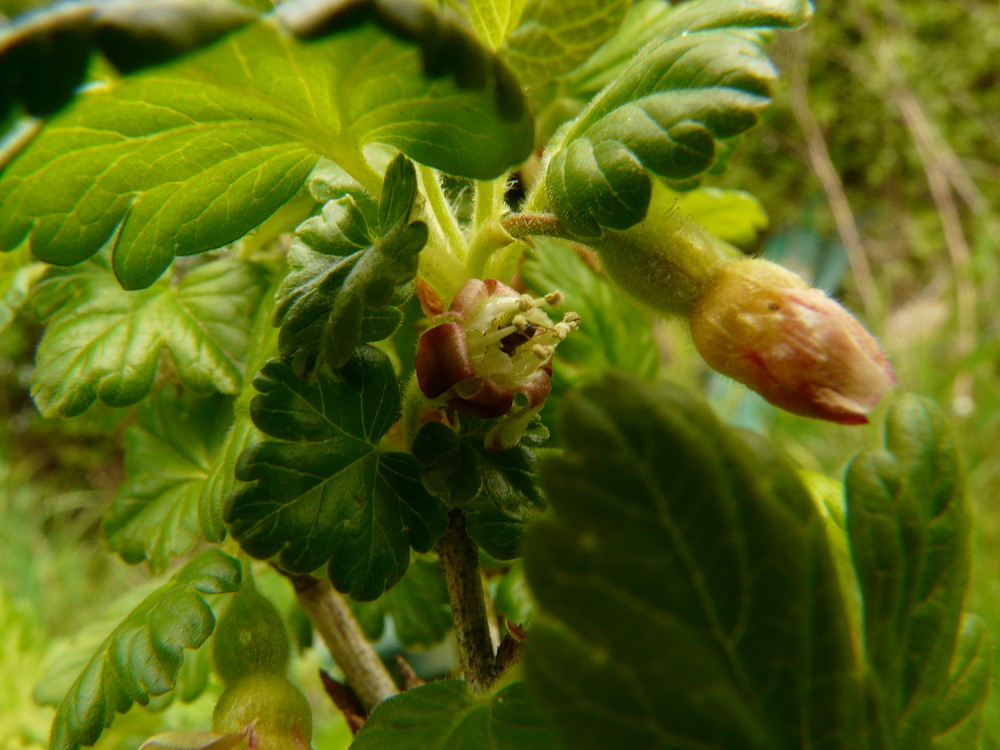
<box><xmin>292</xmin><ymin>575</ymin><xmax>398</xmax><ymax>712</ymax></box>
<box><xmin>436</xmin><ymin>510</ymin><xmax>501</xmax><ymax>693</ymax></box>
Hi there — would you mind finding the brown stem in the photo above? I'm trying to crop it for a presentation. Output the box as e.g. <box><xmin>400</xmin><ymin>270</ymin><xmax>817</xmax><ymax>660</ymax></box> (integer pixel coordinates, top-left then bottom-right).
<box><xmin>436</xmin><ymin>510</ymin><xmax>498</xmax><ymax>693</ymax></box>
<box><xmin>291</xmin><ymin>575</ymin><xmax>398</xmax><ymax>712</ymax></box>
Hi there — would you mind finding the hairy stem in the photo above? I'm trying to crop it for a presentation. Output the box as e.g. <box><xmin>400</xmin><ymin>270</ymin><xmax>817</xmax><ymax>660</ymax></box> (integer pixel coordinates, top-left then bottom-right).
<box><xmin>418</xmin><ymin>164</ymin><xmax>467</xmax><ymax>260</ymax></box>
<box><xmin>291</xmin><ymin>575</ymin><xmax>398</xmax><ymax>712</ymax></box>
<box><xmin>784</xmin><ymin>30</ymin><xmax>881</xmax><ymax>322</ymax></box>
<box><xmin>500</xmin><ymin>211</ymin><xmax>576</xmax><ymax>241</ymax></box>
<box><xmin>436</xmin><ymin>510</ymin><xmax>499</xmax><ymax>693</ymax></box>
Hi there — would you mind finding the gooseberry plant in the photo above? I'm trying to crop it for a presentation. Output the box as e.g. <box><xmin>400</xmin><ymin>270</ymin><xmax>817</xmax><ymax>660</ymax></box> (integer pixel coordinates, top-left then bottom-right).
<box><xmin>0</xmin><ymin>0</ymin><xmax>993</xmax><ymax>749</ymax></box>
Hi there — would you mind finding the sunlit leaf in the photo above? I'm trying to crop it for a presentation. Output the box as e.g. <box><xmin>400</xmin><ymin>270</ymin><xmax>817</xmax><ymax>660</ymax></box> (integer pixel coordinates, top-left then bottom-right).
<box><xmin>0</xmin><ymin>0</ymin><xmax>533</xmax><ymax>288</ymax></box>
<box><xmin>27</xmin><ymin>256</ymin><xmax>269</xmax><ymax>417</ymax></box>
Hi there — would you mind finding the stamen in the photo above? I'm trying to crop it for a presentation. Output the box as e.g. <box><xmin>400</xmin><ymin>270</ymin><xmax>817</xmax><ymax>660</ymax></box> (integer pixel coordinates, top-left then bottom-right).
<box><xmin>544</xmin><ymin>291</ymin><xmax>565</xmax><ymax>306</ymax></box>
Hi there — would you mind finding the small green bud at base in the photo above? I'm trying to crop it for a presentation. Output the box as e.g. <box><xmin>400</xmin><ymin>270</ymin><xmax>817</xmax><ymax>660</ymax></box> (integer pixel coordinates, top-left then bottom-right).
<box><xmin>212</xmin><ymin>576</ymin><xmax>291</xmax><ymax>684</ymax></box>
<box><xmin>689</xmin><ymin>258</ymin><xmax>895</xmax><ymax>424</ymax></box>
<box><xmin>213</xmin><ymin>673</ymin><xmax>312</xmax><ymax>750</ymax></box>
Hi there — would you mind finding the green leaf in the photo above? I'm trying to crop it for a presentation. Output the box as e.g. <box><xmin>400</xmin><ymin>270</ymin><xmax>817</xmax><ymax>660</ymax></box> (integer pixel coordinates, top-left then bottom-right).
<box><xmin>672</xmin><ymin>186</ymin><xmax>768</xmax><ymax>246</ymax></box>
<box><xmin>845</xmin><ymin>394</ymin><xmax>970</xmax><ymax>748</ymax></box>
<box><xmin>275</xmin><ymin>154</ymin><xmax>426</xmax><ymax>373</ymax></box>
<box><xmin>350</xmin><ymin>680</ymin><xmax>561</xmax><ymax>750</ymax></box>
<box><xmin>0</xmin><ymin>1</ymin><xmax>534</xmax><ymax>288</ymax></box>
<box><xmin>196</xmin><ymin>269</ymin><xmax>282</xmax><ymax>543</ymax></box>
<box><xmin>0</xmin><ymin>247</ymin><xmax>44</xmax><ymax>335</ymax></box>
<box><xmin>49</xmin><ymin>550</ymin><xmax>241</xmax><ymax>750</ymax></box>
<box><xmin>351</xmin><ymin>556</ymin><xmax>452</xmax><ymax>650</ymax></box>
<box><xmin>519</xmin><ymin>237</ymin><xmax>658</xmax><ymax>392</ymax></box>
<box><xmin>225</xmin><ymin>346</ymin><xmax>448</xmax><ymax>601</ymax></box>
<box><xmin>500</xmin><ymin>0</ymin><xmax>630</xmax><ymax>88</ymax></box>
<box><xmin>412</xmin><ymin>418</ymin><xmax>545</xmax><ymax>560</ymax></box>
<box><xmin>543</xmin><ymin>0</ymin><xmax>811</xmax><ymax>237</ymax></box>
<box><xmin>932</xmin><ymin>615</ymin><xmax>994</xmax><ymax>749</ymax></box>
<box><xmin>468</xmin><ymin>0</ymin><xmax>527</xmax><ymax>50</ymax></box>
<box><xmin>523</xmin><ymin>373</ymin><xmax>863</xmax><ymax>750</ymax></box>
<box><xmin>27</xmin><ymin>256</ymin><xmax>269</xmax><ymax>417</ymax></box>
<box><xmin>0</xmin><ymin>0</ymin><xmax>258</xmax><ymax>119</ymax></box>
<box><xmin>104</xmin><ymin>391</ymin><xmax>236</xmax><ymax>572</ymax></box>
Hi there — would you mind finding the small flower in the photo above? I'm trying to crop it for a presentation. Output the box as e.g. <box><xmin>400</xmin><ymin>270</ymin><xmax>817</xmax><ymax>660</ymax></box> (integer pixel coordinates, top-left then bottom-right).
<box><xmin>689</xmin><ymin>258</ymin><xmax>895</xmax><ymax>425</ymax></box>
<box><xmin>415</xmin><ymin>279</ymin><xmax>579</xmax><ymax>449</ymax></box>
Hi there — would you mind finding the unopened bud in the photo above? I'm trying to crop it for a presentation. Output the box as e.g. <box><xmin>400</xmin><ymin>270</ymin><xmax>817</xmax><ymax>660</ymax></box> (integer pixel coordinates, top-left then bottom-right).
<box><xmin>689</xmin><ymin>258</ymin><xmax>895</xmax><ymax>425</ymax></box>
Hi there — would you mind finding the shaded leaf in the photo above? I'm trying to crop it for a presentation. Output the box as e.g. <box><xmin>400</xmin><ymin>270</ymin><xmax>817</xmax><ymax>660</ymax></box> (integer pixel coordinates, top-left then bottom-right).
<box><xmin>104</xmin><ymin>391</ymin><xmax>235</xmax><ymax>572</ymax></box>
<box><xmin>845</xmin><ymin>394</ymin><xmax>970</xmax><ymax>748</ymax></box>
<box><xmin>523</xmin><ymin>373</ymin><xmax>863</xmax><ymax>750</ymax></box>
<box><xmin>275</xmin><ymin>154</ymin><xmax>426</xmax><ymax>373</ymax></box>
<box><xmin>225</xmin><ymin>347</ymin><xmax>448</xmax><ymax>601</ymax></box>
<box><xmin>0</xmin><ymin>0</ymin><xmax>258</xmax><ymax>119</ymax></box>
<box><xmin>351</xmin><ymin>556</ymin><xmax>452</xmax><ymax>650</ymax></box>
<box><xmin>0</xmin><ymin>0</ymin><xmax>533</xmax><ymax>288</ymax></box>
<box><xmin>412</xmin><ymin>417</ymin><xmax>545</xmax><ymax>560</ymax></box>
<box><xmin>543</xmin><ymin>0</ymin><xmax>811</xmax><ymax>236</ymax></box>
<box><xmin>350</xmin><ymin>680</ymin><xmax>561</xmax><ymax>750</ymax></box>
<box><xmin>28</xmin><ymin>256</ymin><xmax>269</xmax><ymax>417</ymax></box>
<box><xmin>50</xmin><ymin>550</ymin><xmax>241</xmax><ymax>750</ymax></box>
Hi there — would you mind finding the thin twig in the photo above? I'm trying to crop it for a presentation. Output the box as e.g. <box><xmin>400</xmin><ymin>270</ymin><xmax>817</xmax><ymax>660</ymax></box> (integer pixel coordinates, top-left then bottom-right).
<box><xmin>783</xmin><ymin>30</ymin><xmax>881</xmax><ymax>321</ymax></box>
<box><xmin>435</xmin><ymin>510</ymin><xmax>498</xmax><ymax>693</ymax></box>
<box><xmin>291</xmin><ymin>575</ymin><xmax>399</xmax><ymax>712</ymax></box>
<box><xmin>861</xmin><ymin>4</ymin><xmax>978</xmax><ymax>412</ymax></box>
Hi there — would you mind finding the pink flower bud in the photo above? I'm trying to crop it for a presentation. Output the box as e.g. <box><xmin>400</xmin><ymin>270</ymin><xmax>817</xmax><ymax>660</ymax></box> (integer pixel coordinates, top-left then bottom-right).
<box><xmin>689</xmin><ymin>259</ymin><xmax>895</xmax><ymax>425</ymax></box>
<box><xmin>415</xmin><ymin>279</ymin><xmax>578</xmax><ymax>449</ymax></box>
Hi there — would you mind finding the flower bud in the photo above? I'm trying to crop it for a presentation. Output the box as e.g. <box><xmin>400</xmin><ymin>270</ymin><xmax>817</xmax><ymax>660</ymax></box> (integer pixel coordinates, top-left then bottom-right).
<box><xmin>689</xmin><ymin>258</ymin><xmax>894</xmax><ymax>425</ymax></box>
<box><xmin>415</xmin><ymin>278</ymin><xmax>578</xmax><ymax>449</ymax></box>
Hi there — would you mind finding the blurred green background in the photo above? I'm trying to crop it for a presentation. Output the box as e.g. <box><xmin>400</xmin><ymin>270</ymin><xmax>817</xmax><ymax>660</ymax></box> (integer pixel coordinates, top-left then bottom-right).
<box><xmin>1</xmin><ymin>0</ymin><xmax>998</xmax><ymax>747</ymax></box>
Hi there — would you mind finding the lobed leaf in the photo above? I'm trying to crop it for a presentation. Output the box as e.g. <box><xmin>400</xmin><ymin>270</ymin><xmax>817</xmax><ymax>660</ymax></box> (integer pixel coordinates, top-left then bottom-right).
<box><xmin>27</xmin><ymin>256</ymin><xmax>269</xmax><ymax>417</ymax></box>
<box><xmin>350</xmin><ymin>680</ymin><xmax>561</xmax><ymax>750</ymax></box>
<box><xmin>523</xmin><ymin>372</ymin><xmax>864</xmax><ymax>750</ymax></box>
<box><xmin>104</xmin><ymin>391</ymin><xmax>236</xmax><ymax>573</ymax></box>
<box><xmin>49</xmin><ymin>550</ymin><xmax>241</xmax><ymax>750</ymax></box>
<box><xmin>845</xmin><ymin>394</ymin><xmax>972</xmax><ymax>748</ymax></box>
<box><xmin>542</xmin><ymin>0</ymin><xmax>811</xmax><ymax>237</ymax></box>
<box><xmin>0</xmin><ymin>0</ymin><xmax>533</xmax><ymax>289</ymax></box>
<box><xmin>275</xmin><ymin>154</ymin><xmax>426</xmax><ymax>373</ymax></box>
<box><xmin>225</xmin><ymin>346</ymin><xmax>448</xmax><ymax>601</ymax></box>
